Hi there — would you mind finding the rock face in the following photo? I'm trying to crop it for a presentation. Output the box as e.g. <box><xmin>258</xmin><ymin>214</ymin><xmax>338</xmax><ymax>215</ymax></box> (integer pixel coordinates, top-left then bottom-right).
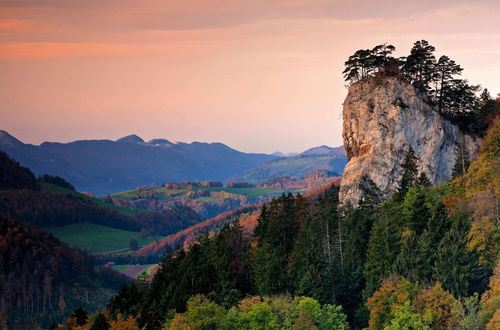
<box><xmin>339</xmin><ymin>77</ymin><xmax>479</xmax><ymax>206</ymax></box>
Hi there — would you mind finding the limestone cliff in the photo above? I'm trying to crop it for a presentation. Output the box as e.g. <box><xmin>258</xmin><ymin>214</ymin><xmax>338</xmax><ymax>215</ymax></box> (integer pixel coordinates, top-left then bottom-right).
<box><xmin>339</xmin><ymin>76</ymin><xmax>479</xmax><ymax>206</ymax></box>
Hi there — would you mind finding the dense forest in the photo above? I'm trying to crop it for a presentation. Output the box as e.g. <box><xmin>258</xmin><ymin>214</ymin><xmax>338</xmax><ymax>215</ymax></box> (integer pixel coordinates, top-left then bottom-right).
<box><xmin>0</xmin><ymin>217</ymin><xmax>130</xmax><ymax>328</ymax></box>
<box><xmin>56</xmin><ymin>118</ymin><xmax>498</xmax><ymax>329</ymax></box>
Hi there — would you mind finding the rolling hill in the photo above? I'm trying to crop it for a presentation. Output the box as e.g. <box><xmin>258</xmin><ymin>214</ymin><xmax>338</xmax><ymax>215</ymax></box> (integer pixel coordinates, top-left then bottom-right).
<box><xmin>0</xmin><ymin>131</ymin><xmax>276</xmax><ymax>195</ymax></box>
<box><xmin>227</xmin><ymin>145</ymin><xmax>347</xmax><ymax>183</ymax></box>
<box><xmin>137</xmin><ymin>177</ymin><xmax>341</xmax><ymax>256</ymax></box>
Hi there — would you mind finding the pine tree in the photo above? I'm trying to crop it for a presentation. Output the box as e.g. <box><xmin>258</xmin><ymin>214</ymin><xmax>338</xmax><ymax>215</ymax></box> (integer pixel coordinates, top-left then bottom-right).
<box><xmin>452</xmin><ymin>142</ymin><xmax>470</xmax><ymax>178</ymax></box>
<box><xmin>343</xmin><ymin>49</ymin><xmax>375</xmax><ymax>82</ymax></box>
<box><xmin>403</xmin><ymin>186</ymin><xmax>431</xmax><ymax>235</ymax></box>
<box><xmin>433</xmin><ymin>55</ymin><xmax>463</xmax><ymax>112</ymax></box>
<box><xmin>416</xmin><ymin>172</ymin><xmax>431</xmax><ymax>187</ymax></box>
<box><xmin>394</xmin><ymin>147</ymin><xmax>419</xmax><ymax>202</ymax></box>
<box><xmin>253</xmin><ymin>193</ymin><xmax>303</xmax><ymax>295</ymax></box>
<box><xmin>363</xmin><ymin>203</ymin><xmax>403</xmax><ymax>297</ymax></box>
<box><xmin>290</xmin><ymin>188</ymin><xmax>339</xmax><ymax>304</ymax></box>
<box><xmin>433</xmin><ymin>214</ymin><xmax>478</xmax><ymax>297</ymax></box>
<box><xmin>402</xmin><ymin>40</ymin><xmax>436</xmax><ymax>91</ymax></box>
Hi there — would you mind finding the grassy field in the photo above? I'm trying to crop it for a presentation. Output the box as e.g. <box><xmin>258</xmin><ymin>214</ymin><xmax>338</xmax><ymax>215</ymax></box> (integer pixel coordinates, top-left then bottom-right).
<box><xmin>47</xmin><ymin>222</ymin><xmax>161</xmax><ymax>253</ymax></box>
<box><xmin>111</xmin><ymin>264</ymin><xmax>156</xmax><ymax>279</ymax></box>
<box><xmin>111</xmin><ymin>185</ymin><xmax>304</xmax><ymax>202</ymax></box>
<box><xmin>111</xmin><ymin>264</ymin><xmax>134</xmax><ymax>272</ymax></box>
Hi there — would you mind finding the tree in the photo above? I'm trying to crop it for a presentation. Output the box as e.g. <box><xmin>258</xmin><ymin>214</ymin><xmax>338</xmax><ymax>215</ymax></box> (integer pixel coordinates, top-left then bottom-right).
<box><xmin>403</xmin><ymin>186</ymin><xmax>431</xmax><ymax>235</ymax></box>
<box><xmin>364</xmin><ymin>203</ymin><xmax>403</xmax><ymax>297</ymax></box>
<box><xmin>129</xmin><ymin>238</ymin><xmax>139</xmax><ymax>252</ymax></box>
<box><xmin>416</xmin><ymin>172</ymin><xmax>431</xmax><ymax>187</ymax></box>
<box><xmin>402</xmin><ymin>40</ymin><xmax>436</xmax><ymax>91</ymax></box>
<box><xmin>71</xmin><ymin>307</ymin><xmax>88</xmax><ymax>326</ymax></box>
<box><xmin>343</xmin><ymin>49</ymin><xmax>375</xmax><ymax>83</ymax></box>
<box><xmin>167</xmin><ymin>295</ymin><xmax>226</xmax><ymax>330</ymax></box>
<box><xmin>385</xmin><ymin>300</ymin><xmax>431</xmax><ymax>330</ymax></box>
<box><xmin>371</xmin><ymin>44</ymin><xmax>396</xmax><ymax>74</ymax></box>
<box><xmin>412</xmin><ymin>282</ymin><xmax>461</xmax><ymax>330</ymax></box>
<box><xmin>90</xmin><ymin>313</ymin><xmax>110</xmax><ymax>330</ymax></box>
<box><xmin>452</xmin><ymin>142</ymin><xmax>470</xmax><ymax>178</ymax></box>
<box><xmin>365</xmin><ymin>275</ymin><xmax>418</xmax><ymax>330</ymax></box>
<box><xmin>480</xmin><ymin>261</ymin><xmax>500</xmax><ymax>329</ymax></box>
<box><xmin>289</xmin><ymin>187</ymin><xmax>340</xmax><ymax>305</ymax></box>
<box><xmin>440</xmin><ymin>79</ymin><xmax>481</xmax><ymax>132</ymax></box>
<box><xmin>433</xmin><ymin>214</ymin><xmax>479</xmax><ymax>297</ymax></box>
<box><xmin>253</xmin><ymin>194</ymin><xmax>304</xmax><ymax>295</ymax></box>
<box><xmin>394</xmin><ymin>147</ymin><xmax>419</xmax><ymax>202</ymax></box>
<box><xmin>433</xmin><ymin>55</ymin><xmax>463</xmax><ymax>112</ymax></box>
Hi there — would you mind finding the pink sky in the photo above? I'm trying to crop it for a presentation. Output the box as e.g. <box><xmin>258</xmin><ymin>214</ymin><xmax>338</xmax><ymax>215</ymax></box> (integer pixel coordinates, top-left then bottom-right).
<box><xmin>1</xmin><ymin>0</ymin><xmax>499</xmax><ymax>153</ymax></box>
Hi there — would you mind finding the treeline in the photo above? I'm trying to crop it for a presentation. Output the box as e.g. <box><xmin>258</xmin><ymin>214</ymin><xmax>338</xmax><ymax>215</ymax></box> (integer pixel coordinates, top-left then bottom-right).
<box><xmin>0</xmin><ymin>190</ymin><xmax>142</xmax><ymax>231</ymax></box>
<box><xmin>0</xmin><ymin>217</ymin><xmax>129</xmax><ymax>328</ymax></box>
<box><xmin>343</xmin><ymin>41</ymin><xmax>498</xmax><ymax>135</ymax></box>
<box><xmin>132</xmin><ymin>206</ymin><xmax>202</xmax><ymax>237</ymax></box>
<box><xmin>0</xmin><ymin>151</ymin><xmax>40</xmax><ymax>191</ymax></box>
<box><xmin>86</xmin><ymin>120</ymin><xmax>499</xmax><ymax>329</ymax></box>
<box><xmin>39</xmin><ymin>174</ymin><xmax>76</xmax><ymax>191</ymax></box>
<box><xmin>0</xmin><ymin>189</ymin><xmax>205</xmax><ymax>238</ymax></box>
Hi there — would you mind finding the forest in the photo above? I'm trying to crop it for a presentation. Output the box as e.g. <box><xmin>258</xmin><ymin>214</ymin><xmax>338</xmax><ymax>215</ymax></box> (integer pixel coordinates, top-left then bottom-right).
<box><xmin>57</xmin><ymin>117</ymin><xmax>499</xmax><ymax>329</ymax></box>
<box><xmin>0</xmin><ymin>217</ymin><xmax>130</xmax><ymax>328</ymax></box>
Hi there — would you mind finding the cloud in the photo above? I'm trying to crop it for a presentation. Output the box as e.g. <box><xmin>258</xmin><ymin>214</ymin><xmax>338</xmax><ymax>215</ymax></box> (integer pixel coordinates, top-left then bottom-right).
<box><xmin>0</xmin><ymin>42</ymin><xmax>140</xmax><ymax>59</ymax></box>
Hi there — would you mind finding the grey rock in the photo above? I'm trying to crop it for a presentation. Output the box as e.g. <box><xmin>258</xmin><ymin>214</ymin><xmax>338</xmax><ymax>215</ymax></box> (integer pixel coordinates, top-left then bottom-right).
<box><xmin>339</xmin><ymin>77</ymin><xmax>480</xmax><ymax>206</ymax></box>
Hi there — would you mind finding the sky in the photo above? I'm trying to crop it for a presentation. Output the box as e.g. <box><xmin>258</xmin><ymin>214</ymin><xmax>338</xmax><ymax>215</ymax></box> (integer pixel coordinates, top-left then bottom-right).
<box><xmin>1</xmin><ymin>0</ymin><xmax>499</xmax><ymax>153</ymax></box>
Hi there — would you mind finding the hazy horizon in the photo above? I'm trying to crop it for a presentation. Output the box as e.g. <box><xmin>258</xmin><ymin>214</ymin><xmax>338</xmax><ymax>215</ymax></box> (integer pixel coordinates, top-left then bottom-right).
<box><xmin>1</xmin><ymin>0</ymin><xmax>500</xmax><ymax>153</ymax></box>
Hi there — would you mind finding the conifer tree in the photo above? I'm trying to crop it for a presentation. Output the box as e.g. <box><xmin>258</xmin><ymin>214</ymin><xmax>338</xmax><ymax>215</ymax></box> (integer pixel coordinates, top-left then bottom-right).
<box><xmin>403</xmin><ymin>186</ymin><xmax>431</xmax><ymax>235</ymax></box>
<box><xmin>433</xmin><ymin>214</ymin><xmax>478</xmax><ymax>297</ymax></box>
<box><xmin>394</xmin><ymin>147</ymin><xmax>419</xmax><ymax>202</ymax></box>
<box><xmin>433</xmin><ymin>55</ymin><xmax>463</xmax><ymax>112</ymax></box>
<box><xmin>452</xmin><ymin>142</ymin><xmax>470</xmax><ymax>178</ymax></box>
<box><xmin>402</xmin><ymin>40</ymin><xmax>436</xmax><ymax>91</ymax></box>
<box><xmin>343</xmin><ymin>49</ymin><xmax>375</xmax><ymax>83</ymax></box>
<box><xmin>253</xmin><ymin>193</ymin><xmax>303</xmax><ymax>295</ymax></box>
<box><xmin>363</xmin><ymin>203</ymin><xmax>403</xmax><ymax>297</ymax></box>
<box><xmin>416</xmin><ymin>172</ymin><xmax>431</xmax><ymax>187</ymax></box>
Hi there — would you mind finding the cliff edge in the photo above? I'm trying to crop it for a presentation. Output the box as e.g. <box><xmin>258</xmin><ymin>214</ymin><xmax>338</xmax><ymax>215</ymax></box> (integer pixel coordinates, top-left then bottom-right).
<box><xmin>339</xmin><ymin>76</ymin><xmax>479</xmax><ymax>206</ymax></box>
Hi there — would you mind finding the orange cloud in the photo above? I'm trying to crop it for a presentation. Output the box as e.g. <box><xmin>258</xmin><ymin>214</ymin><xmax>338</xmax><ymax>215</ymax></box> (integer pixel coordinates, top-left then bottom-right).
<box><xmin>0</xmin><ymin>42</ymin><xmax>141</xmax><ymax>59</ymax></box>
<box><xmin>0</xmin><ymin>19</ymin><xmax>36</xmax><ymax>32</ymax></box>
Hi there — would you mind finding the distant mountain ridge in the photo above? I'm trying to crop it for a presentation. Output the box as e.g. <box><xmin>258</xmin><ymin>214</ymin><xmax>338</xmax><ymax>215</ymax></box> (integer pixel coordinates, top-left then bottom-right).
<box><xmin>228</xmin><ymin>145</ymin><xmax>347</xmax><ymax>184</ymax></box>
<box><xmin>0</xmin><ymin>131</ymin><xmax>276</xmax><ymax>195</ymax></box>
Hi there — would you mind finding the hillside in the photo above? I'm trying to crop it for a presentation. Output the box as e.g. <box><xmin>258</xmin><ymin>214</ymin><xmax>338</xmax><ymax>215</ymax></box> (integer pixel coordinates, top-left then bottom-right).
<box><xmin>0</xmin><ymin>150</ymin><xmax>40</xmax><ymax>190</ymax></box>
<box><xmin>0</xmin><ymin>217</ymin><xmax>130</xmax><ymax>328</ymax></box>
<box><xmin>0</xmin><ymin>132</ymin><xmax>276</xmax><ymax>195</ymax></box>
<box><xmin>137</xmin><ymin>178</ymin><xmax>341</xmax><ymax>256</ymax></box>
<box><xmin>108</xmin><ymin>180</ymin><xmax>319</xmax><ymax>219</ymax></box>
<box><xmin>0</xmin><ymin>150</ymin><xmax>203</xmax><ymax>252</ymax></box>
<box><xmin>228</xmin><ymin>145</ymin><xmax>347</xmax><ymax>183</ymax></box>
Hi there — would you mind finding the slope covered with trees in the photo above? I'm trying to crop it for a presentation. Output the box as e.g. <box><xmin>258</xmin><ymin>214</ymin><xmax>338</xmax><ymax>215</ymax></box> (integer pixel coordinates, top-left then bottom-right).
<box><xmin>0</xmin><ymin>217</ymin><xmax>129</xmax><ymax>328</ymax></box>
<box><xmin>0</xmin><ymin>151</ymin><xmax>40</xmax><ymax>191</ymax></box>
<box><xmin>77</xmin><ymin>118</ymin><xmax>499</xmax><ymax>330</ymax></box>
